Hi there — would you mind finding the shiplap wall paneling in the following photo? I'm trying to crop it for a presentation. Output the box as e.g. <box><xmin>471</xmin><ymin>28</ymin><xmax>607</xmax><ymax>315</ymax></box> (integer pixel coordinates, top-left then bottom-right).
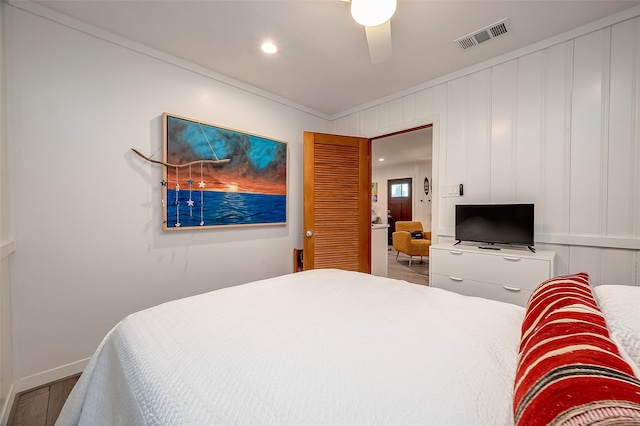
<box><xmin>415</xmin><ymin>88</ymin><xmax>434</xmax><ymax>121</ymax></box>
<box><xmin>570</xmin><ymin>28</ymin><xmax>610</xmax><ymax>236</ymax></box>
<box><xmin>539</xmin><ymin>243</ymin><xmax>570</xmax><ymax>276</ymax></box>
<box><xmin>333</xmin><ymin>113</ymin><xmax>360</xmax><ymax>136</ymax></box>
<box><xmin>446</xmin><ymin>77</ymin><xmax>468</xmax><ymax>185</ymax></box>
<box><xmin>490</xmin><ymin>60</ymin><xmax>518</xmax><ymax>202</ymax></box>
<box><xmin>331</xmin><ymin>90</ymin><xmax>431</xmax><ymax>138</ymax></box>
<box><xmin>372</xmin><ymin>102</ymin><xmax>390</xmax><ymax>131</ymax></box>
<box><xmin>515</xmin><ymin>51</ymin><xmax>543</xmax><ymax>217</ymax></box>
<box><xmin>569</xmin><ymin>246</ymin><xmax>603</xmax><ymax>285</ymax></box>
<box><xmin>402</xmin><ymin>94</ymin><xmax>417</xmax><ymax>124</ymax></box>
<box><xmin>376</xmin><ymin>102</ymin><xmax>391</xmax><ymax>130</ymax></box>
<box><xmin>361</xmin><ymin>107</ymin><xmax>377</xmax><ymax>135</ymax></box>
<box><xmin>439</xmin><ymin>77</ymin><xmax>468</xmax><ymax>232</ymax></box>
<box><xmin>542</xmin><ymin>42</ymin><xmax>573</xmax><ymax>236</ymax></box>
<box><xmin>387</xmin><ymin>98</ymin><xmax>404</xmax><ymax>128</ymax></box>
<box><xmin>608</xmin><ymin>17</ymin><xmax>639</xmax><ymax>238</ymax></box>
<box><xmin>431</xmin><ymin>83</ymin><xmax>448</xmax><ymax>239</ymax></box>
<box><xmin>569</xmin><ymin>245</ymin><xmax>639</xmax><ymax>286</ymax></box>
<box><xmin>599</xmin><ymin>248</ymin><xmax>638</xmax><ymax>286</ymax></box>
<box><xmin>464</xmin><ymin>69</ymin><xmax>492</xmax><ymax>204</ymax></box>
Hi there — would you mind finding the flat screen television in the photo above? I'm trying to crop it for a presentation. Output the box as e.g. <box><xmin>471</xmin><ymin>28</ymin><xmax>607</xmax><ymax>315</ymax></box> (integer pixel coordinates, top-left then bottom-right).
<box><xmin>455</xmin><ymin>203</ymin><xmax>535</xmax><ymax>251</ymax></box>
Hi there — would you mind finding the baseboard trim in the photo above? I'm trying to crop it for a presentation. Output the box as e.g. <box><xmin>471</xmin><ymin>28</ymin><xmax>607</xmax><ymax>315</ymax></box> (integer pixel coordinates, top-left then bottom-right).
<box><xmin>13</xmin><ymin>358</ymin><xmax>89</xmax><ymax>395</ymax></box>
<box><xmin>0</xmin><ymin>357</ymin><xmax>90</xmax><ymax>425</ymax></box>
<box><xmin>1</xmin><ymin>382</ymin><xmax>15</xmax><ymax>426</ymax></box>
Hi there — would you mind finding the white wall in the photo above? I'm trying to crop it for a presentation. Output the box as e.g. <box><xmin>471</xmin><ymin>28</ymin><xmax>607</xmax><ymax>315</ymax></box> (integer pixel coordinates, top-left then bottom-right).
<box><xmin>333</xmin><ymin>10</ymin><xmax>640</xmax><ymax>287</ymax></box>
<box><xmin>372</xmin><ymin>162</ymin><xmax>433</xmax><ymax>232</ymax></box>
<box><xmin>0</xmin><ymin>0</ymin><xmax>14</xmax><ymax>416</ymax></box>
<box><xmin>4</xmin><ymin>3</ymin><xmax>328</xmax><ymax>387</ymax></box>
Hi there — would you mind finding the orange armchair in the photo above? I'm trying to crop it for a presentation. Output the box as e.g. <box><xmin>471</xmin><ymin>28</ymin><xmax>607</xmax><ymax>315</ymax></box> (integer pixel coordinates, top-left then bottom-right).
<box><xmin>392</xmin><ymin>221</ymin><xmax>431</xmax><ymax>266</ymax></box>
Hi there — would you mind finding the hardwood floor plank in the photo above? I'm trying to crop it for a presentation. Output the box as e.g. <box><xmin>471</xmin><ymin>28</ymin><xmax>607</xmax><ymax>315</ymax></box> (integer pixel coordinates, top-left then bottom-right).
<box><xmin>10</xmin><ymin>386</ymin><xmax>49</xmax><ymax>426</ymax></box>
<box><xmin>8</xmin><ymin>374</ymin><xmax>81</xmax><ymax>426</ymax></box>
<box><xmin>387</xmin><ymin>247</ymin><xmax>429</xmax><ymax>286</ymax></box>
<box><xmin>46</xmin><ymin>375</ymin><xmax>79</xmax><ymax>426</ymax></box>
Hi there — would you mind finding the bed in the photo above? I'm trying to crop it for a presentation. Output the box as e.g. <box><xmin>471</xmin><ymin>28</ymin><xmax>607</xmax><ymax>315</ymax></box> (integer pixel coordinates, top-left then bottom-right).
<box><xmin>56</xmin><ymin>269</ymin><xmax>640</xmax><ymax>426</ymax></box>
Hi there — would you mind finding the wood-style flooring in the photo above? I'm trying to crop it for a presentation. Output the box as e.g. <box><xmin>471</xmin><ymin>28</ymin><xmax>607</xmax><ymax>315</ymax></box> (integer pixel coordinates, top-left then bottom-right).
<box><xmin>387</xmin><ymin>247</ymin><xmax>429</xmax><ymax>286</ymax></box>
<box><xmin>8</xmin><ymin>374</ymin><xmax>79</xmax><ymax>426</ymax></box>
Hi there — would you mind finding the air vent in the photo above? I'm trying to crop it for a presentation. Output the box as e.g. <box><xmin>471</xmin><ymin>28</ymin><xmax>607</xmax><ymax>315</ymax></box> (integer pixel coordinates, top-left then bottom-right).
<box><xmin>455</xmin><ymin>18</ymin><xmax>512</xmax><ymax>51</ymax></box>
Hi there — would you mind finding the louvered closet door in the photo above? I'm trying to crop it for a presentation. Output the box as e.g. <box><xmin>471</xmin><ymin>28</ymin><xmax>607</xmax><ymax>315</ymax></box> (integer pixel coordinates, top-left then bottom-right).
<box><xmin>303</xmin><ymin>132</ymin><xmax>371</xmax><ymax>273</ymax></box>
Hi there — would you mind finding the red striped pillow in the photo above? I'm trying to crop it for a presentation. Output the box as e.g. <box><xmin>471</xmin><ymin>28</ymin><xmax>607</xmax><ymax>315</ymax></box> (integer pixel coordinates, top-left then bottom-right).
<box><xmin>514</xmin><ymin>273</ymin><xmax>640</xmax><ymax>426</ymax></box>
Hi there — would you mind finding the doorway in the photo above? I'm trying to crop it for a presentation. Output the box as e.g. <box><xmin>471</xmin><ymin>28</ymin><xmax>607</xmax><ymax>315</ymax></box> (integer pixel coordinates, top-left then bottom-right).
<box><xmin>371</xmin><ymin>126</ymin><xmax>433</xmax><ymax>239</ymax></box>
<box><xmin>371</xmin><ymin>126</ymin><xmax>433</xmax><ymax>282</ymax></box>
<box><xmin>387</xmin><ymin>178</ymin><xmax>412</xmax><ymax>244</ymax></box>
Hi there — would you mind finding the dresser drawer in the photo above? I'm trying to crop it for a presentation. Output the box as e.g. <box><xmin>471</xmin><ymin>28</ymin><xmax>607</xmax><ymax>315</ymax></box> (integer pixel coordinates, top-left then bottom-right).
<box><xmin>431</xmin><ymin>273</ymin><xmax>532</xmax><ymax>307</ymax></box>
<box><xmin>430</xmin><ymin>247</ymin><xmax>550</xmax><ymax>291</ymax></box>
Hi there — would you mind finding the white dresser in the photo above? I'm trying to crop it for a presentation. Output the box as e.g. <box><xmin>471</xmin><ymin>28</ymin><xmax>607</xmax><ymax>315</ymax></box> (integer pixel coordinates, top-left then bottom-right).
<box><xmin>429</xmin><ymin>243</ymin><xmax>556</xmax><ymax>306</ymax></box>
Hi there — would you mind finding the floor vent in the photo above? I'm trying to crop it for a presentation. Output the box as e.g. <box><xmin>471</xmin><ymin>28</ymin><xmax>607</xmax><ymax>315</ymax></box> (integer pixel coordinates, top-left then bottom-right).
<box><xmin>455</xmin><ymin>18</ymin><xmax>512</xmax><ymax>51</ymax></box>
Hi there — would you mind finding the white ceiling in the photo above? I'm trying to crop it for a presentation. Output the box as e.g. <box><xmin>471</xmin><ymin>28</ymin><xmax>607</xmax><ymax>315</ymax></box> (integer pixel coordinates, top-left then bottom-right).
<box><xmin>30</xmin><ymin>0</ymin><xmax>640</xmax><ymax>117</ymax></box>
<box><xmin>372</xmin><ymin>127</ymin><xmax>432</xmax><ymax>169</ymax></box>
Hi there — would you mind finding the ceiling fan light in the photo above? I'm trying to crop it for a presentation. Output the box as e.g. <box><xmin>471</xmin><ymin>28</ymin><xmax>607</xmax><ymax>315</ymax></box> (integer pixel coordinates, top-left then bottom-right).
<box><xmin>351</xmin><ymin>0</ymin><xmax>397</xmax><ymax>27</ymax></box>
<box><xmin>261</xmin><ymin>42</ymin><xmax>278</xmax><ymax>54</ymax></box>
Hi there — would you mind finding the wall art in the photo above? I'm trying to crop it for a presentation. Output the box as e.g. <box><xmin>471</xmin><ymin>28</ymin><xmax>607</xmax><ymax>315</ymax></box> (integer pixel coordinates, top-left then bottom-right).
<box><xmin>146</xmin><ymin>113</ymin><xmax>287</xmax><ymax>230</ymax></box>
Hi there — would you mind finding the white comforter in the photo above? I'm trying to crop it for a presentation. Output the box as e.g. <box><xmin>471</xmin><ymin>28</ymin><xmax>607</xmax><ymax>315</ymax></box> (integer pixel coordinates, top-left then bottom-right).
<box><xmin>57</xmin><ymin>269</ymin><xmax>525</xmax><ymax>426</ymax></box>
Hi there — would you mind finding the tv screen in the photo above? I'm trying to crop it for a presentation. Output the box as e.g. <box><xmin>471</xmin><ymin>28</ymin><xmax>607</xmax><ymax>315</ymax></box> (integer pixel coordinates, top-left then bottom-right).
<box><xmin>455</xmin><ymin>204</ymin><xmax>534</xmax><ymax>247</ymax></box>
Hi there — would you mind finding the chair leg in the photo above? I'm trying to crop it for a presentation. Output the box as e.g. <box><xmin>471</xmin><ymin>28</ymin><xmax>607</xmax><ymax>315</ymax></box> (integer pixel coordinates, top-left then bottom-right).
<box><xmin>409</xmin><ymin>256</ymin><xmax>412</xmax><ymax>266</ymax></box>
<box><xmin>396</xmin><ymin>251</ymin><xmax>399</xmax><ymax>260</ymax></box>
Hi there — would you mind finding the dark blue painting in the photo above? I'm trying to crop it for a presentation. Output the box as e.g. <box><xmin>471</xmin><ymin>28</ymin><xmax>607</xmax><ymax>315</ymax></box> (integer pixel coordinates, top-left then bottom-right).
<box><xmin>162</xmin><ymin>113</ymin><xmax>287</xmax><ymax>230</ymax></box>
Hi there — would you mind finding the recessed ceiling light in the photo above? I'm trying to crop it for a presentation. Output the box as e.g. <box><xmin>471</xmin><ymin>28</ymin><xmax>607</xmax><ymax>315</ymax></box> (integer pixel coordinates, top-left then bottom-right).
<box><xmin>379</xmin><ymin>158</ymin><xmax>385</xmax><ymax>162</ymax></box>
<box><xmin>261</xmin><ymin>42</ymin><xmax>278</xmax><ymax>54</ymax></box>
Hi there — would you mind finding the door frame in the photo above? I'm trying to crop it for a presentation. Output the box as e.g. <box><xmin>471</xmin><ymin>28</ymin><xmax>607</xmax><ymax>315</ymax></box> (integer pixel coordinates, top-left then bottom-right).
<box><xmin>366</xmin><ymin>116</ymin><xmax>439</xmax><ymax>244</ymax></box>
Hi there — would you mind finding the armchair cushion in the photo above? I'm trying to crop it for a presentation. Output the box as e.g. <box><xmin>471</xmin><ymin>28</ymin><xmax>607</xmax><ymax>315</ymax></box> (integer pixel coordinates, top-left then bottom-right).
<box><xmin>395</xmin><ymin>221</ymin><xmax>424</xmax><ymax>233</ymax></box>
<box><xmin>392</xmin><ymin>221</ymin><xmax>431</xmax><ymax>258</ymax></box>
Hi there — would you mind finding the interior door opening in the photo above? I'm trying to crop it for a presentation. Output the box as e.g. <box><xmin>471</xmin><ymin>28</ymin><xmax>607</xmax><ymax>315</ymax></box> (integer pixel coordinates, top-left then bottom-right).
<box><xmin>371</xmin><ymin>125</ymin><xmax>433</xmax><ymax>247</ymax></box>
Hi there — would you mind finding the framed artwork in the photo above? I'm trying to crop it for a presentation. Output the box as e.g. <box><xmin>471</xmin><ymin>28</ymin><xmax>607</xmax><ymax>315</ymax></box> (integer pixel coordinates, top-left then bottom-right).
<box><xmin>162</xmin><ymin>113</ymin><xmax>287</xmax><ymax>230</ymax></box>
<box><xmin>372</xmin><ymin>182</ymin><xmax>378</xmax><ymax>203</ymax></box>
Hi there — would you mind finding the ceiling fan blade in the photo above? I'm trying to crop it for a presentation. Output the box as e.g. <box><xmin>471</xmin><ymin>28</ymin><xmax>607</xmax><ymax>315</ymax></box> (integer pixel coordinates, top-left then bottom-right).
<box><xmin>364</xmin><ymin>20</ymin><xmax>392</xmax><ymax>64</ymax></box>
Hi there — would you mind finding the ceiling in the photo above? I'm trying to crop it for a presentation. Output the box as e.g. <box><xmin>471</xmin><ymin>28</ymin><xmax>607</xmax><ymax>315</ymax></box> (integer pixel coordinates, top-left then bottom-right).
<box><xmin>30</xmin><ymin>0</ymin><xmax>640</xmax><ymax>117</ymax></box>
<box><xmin>372</xmin><ymin>127</ymin><xmax>432</xmax><ymax>169</ymax></box>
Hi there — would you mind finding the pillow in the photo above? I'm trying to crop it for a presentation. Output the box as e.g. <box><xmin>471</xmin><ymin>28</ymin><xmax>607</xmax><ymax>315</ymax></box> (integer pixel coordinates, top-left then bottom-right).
<box><xmin>594</xmin><ymin>285</ymin><xmax>640</xmax><ymax>375</ymax></box>
<box><xmin>514</xmin><ymin>273</ymin><xmax>640</xmax><ymax>426</ymax></box>
<box><xmin>409</xmin><ymin>231</ymin><xmax>423</xmax><ymax>239</ymax></box>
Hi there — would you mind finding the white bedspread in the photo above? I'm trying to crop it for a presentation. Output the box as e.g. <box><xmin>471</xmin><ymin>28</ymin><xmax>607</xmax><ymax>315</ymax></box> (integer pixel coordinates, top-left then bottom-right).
<box><xmin>57</xmin><ymin>269</ymin><xmax>525</xmax><ymax>426</ymax></box>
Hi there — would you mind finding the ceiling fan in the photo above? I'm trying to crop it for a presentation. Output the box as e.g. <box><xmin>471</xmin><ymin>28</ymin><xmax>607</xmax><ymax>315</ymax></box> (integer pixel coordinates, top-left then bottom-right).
<box><xmin>347</xmin><ymin>0</ymin><xmax>397</xmax><ymax>64</ymax></box>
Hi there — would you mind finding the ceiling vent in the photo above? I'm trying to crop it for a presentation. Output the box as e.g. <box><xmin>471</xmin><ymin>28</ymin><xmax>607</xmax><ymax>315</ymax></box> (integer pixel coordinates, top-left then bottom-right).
<box><xmin>455</xmin><ymin>18</ymin><xmax>512</xmax><ymax>51</ymax></box>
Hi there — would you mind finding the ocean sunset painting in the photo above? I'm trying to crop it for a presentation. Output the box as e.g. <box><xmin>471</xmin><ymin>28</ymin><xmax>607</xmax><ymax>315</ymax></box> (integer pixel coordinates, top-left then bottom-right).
<box><xmin>162</xmin><ymin>113</ymin><xmax>287</xmax><ymax>230</ymax></box>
